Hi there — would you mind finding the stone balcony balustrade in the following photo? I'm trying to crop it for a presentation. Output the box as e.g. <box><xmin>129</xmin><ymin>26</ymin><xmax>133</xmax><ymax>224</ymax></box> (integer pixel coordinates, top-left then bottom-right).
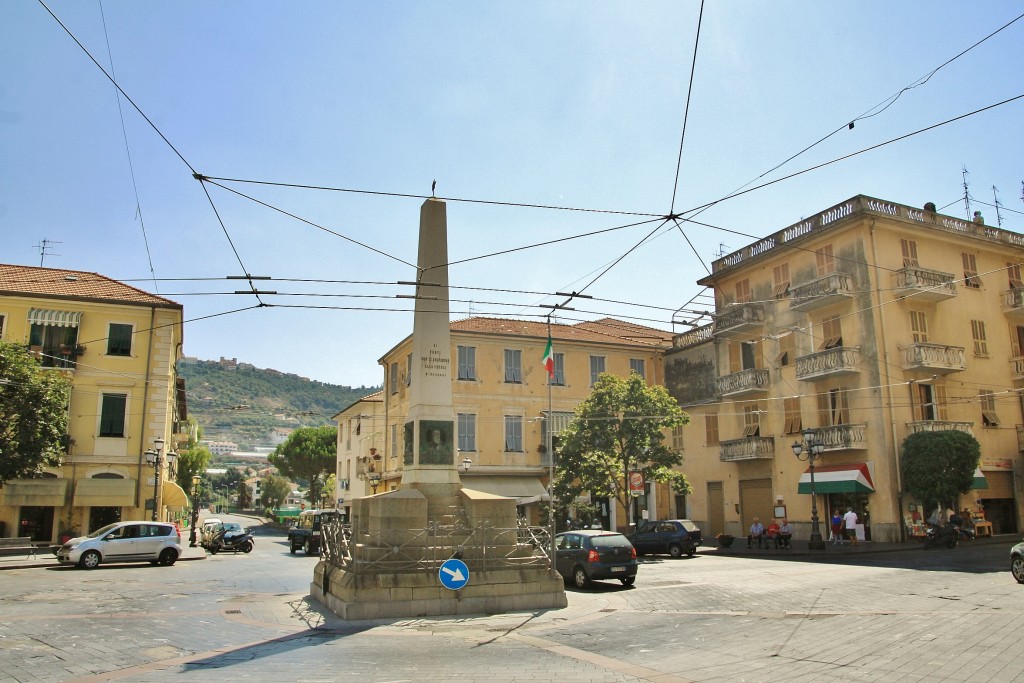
<box><xmin>715</xmin><ymin>368</ymin><xmax>770</xmax><ymax>397</ymax></box>
<box><xmin>789</xmin><ymin>273</ymin><xmax>854</xmax><ymax>312</ymax></box>
<box><xmin>795</xmin><ymin>346</ymin><xmax>860</xmax><ymax>381</ymax></box>
<box><xmin>1002</xmin><ymin>289</ymin><xmax>1024</xmax><ymax>322</ymax></box>
<box><xmin>719</xmin><ymin>435</ymin><xmax>775</xmax><ymax>462</ymax></box>
<box><xmin>907</xmin><ymin>420</ymin><xmax>974</xmax><ymax>436</ymax></box>
<box><xmin>893</xmin><ymin>267</ymin><xmax>957</xmax><ymax>303</ymax></box>
<box><xmin>1010</xmin><ymin>356</ymin><xmax>1024</xmax><ymax>381</ymax></box>
<box><xmin>798</xmin><ymin>424</ymin><xmax>868</xmax><ymax>451</ymax></box>
<box><xmin>899</xmin><ymin>342</ymin><xmax>966</xmax><ymax>374</ymax></box>
<box><xmin>713</xmin><ymin>303</ymin><xmax>765</xmax><ymax>339</ymax></box>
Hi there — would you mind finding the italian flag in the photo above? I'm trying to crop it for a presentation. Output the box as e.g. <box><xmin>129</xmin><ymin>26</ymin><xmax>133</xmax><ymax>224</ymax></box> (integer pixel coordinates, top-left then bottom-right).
<box><xmin>542</xmin><ymin>335</ymin><xmax>554</xmax><ymax>379</ymax></box>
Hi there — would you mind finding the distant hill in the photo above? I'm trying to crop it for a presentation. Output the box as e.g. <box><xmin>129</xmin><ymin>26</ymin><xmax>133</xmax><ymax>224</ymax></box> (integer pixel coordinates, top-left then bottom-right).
<box><xmin>177</xmin><ymin>358</ymin><xmax>378</xmax><ymax>450</ymax></box>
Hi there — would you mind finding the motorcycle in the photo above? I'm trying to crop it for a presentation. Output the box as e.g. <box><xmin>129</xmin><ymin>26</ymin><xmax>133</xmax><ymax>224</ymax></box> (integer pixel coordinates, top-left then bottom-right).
<box><xmin>208</xmin><ymin>527</ymin><xmax>254</xmax><ymax>554</ymax></box>
<box><xmin>923</xmin><ymin>523</ymin><xmax>959</xmax><ymax>550</ymax></box>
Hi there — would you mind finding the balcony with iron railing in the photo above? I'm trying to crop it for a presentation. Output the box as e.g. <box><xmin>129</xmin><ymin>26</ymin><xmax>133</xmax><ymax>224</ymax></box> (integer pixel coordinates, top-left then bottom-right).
<box><xmin>789</xmin><ymin>273</ymin><xmax>854</xmax><ymax>312</ymax></box>
<box><xmin>893</xmin><ymin>267</ymin><xmax>957</xmax><ymax>303</ymax></box>
<box><xmin>899</xmin><ymin>342</ymin><xmax>967</xmax><ymax>374</ymax></box>
<box><xmin>908</xmin><ymin>420</ymin><xmax>974</xmax><ymax>436</ymax></box>
<box><xmin>799</xmin><ymin>424</ymin><xmax>868</xmax><ymax>451</ymax></box>
<box><xmin>673</xmin><ymin>323</ymin><xmax>714</xmax><ymax>349</ymax></box>
<box><xmin>715</xmin><ymin>368</ymin><xmax>770</xmax><ymax>397</ymax></box>
<box><xmin>713</xmin><ymin>303</ymin><xmax>765</xmax><ymax>339</ymax></box>
<box><xmin>795</xmin><ymin>346</ymin><xmax>860</xmax><ymax>381</ymax></box>
<box><xmin>1002</xmin><ymin>288</ymin><xmax>1024</xmax><ymax>322</ymax></box>
<box><xmin>719</xmin><ymin>435</ymin><xmax>775</xmax><ymax>462</ymax></box>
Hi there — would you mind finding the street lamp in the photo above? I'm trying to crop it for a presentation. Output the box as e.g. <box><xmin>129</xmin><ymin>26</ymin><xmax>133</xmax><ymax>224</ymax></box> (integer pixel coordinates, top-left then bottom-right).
<box><xmin>458</xmin><ymin>457</ymin><xmax>472</xmax><ymax>473</ymax></box>
<box><xmin>188</xmin><ymin>475</ymin><xmax>202</xmax><ymax>547</ymax></box>
<box><xmin>792</xmin><ymin>428</ymin><xmax>827</xmax><ymax>550</ymax></box>
<box><xmin>368</xmin><ymin>472</ymin><xmax>382</xmax><ymax>494</ymax></box>
<box><xmin>144</xmin><ymin>438</ymin><xmax>177</xmax><ymax>522</ymax></box>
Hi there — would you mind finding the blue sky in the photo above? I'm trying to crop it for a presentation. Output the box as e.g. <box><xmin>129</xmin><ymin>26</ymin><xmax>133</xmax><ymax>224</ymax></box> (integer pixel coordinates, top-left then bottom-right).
<box><xmin>2</xmin><ymin>2</ymin><xmax>1022</xmax><ymax>388</ymax></box>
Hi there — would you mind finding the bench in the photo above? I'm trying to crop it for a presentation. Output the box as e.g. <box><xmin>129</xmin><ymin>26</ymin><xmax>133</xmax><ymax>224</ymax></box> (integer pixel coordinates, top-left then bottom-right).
<box><xmin>0</xmin><ymin>537</ymin><xmax>39</xmax><ymax>559</ymax></box>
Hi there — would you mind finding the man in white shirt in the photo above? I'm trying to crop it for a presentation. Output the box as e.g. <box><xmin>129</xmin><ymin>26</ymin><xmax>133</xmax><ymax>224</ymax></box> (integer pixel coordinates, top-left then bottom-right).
<box><xmin>843</xmin><ymin>508</ymin><xmax>859</xmax><ymax>546</ymax></box>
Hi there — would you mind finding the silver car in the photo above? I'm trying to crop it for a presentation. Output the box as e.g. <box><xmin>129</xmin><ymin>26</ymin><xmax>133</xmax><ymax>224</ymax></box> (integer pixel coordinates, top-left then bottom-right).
<box><xmin>56</xmin><ymin>521</ymin><xmax>182</xmax><ymax>569</ymax></box>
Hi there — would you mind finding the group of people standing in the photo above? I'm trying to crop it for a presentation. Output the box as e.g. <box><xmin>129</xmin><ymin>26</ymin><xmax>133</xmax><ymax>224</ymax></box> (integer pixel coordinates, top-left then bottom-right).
<box><xmin>830</xmin><ymin>508</ymin><xmax>860</xmax><ymax>545</ymax></box>
<box><xmin>746</xmin><ymin>517</ymin><xmax>794</xmax><ymax>549</ymax></box>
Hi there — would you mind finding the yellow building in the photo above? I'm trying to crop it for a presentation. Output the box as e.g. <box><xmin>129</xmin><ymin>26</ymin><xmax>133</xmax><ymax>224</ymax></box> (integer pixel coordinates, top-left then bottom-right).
<box><xmin>333</xmin><ymin>389</ymin><xmax>385</xmax><ymax>511</ymax></box>
<box><xmin>665</xmin><ymin>195</ymin><xmax>1024</xmax><ymax>543</ymax></box>
<box><xmin>341</xmin><ymin>316</ymin><xmax>678</xmax><ymax>530</ymax></box>
<box><xmin>0</xmin><ymin>265</ymin><xmax>187</xmax><ymax>543</ymax></box>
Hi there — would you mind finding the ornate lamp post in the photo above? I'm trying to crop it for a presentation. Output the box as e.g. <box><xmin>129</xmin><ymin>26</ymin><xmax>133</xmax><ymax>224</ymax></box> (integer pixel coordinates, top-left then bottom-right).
<box><xmin>792</xmin><ymin>428</ymin><xmax>826</xmax><ymax>550</ymax></box>
<box><xmin>144</xmin><ymin>438</ymin><xmax>177</xmax><ymax>522</ymax></box>
<box><xmin>188</xmin><ymin>475</ymin><xmax>202</xmax><ymax>547</ymax></box>
<box><xmin>368</xmin><ymin>473</ymin><xmax>382</xmax><ymax>494</ymax></box>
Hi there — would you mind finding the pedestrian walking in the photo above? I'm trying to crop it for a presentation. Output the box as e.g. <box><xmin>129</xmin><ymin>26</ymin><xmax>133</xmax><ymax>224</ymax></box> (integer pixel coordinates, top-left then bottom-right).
<box><xmin>843</xmin><ymin>507</ymin><xmax>859</xmax><ymax>546</ymax></box>
<box><xmin>831</xmin><ymin>511</ymin><xmax>843</xmax><ymax>544</ymax></box>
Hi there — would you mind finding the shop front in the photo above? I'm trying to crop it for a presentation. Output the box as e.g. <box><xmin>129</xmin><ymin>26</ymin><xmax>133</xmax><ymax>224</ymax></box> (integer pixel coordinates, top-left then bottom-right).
<box><xmin>798</xmin><ymin>463</ymin><xmax>874</xmax><ymax>541</ymax></box>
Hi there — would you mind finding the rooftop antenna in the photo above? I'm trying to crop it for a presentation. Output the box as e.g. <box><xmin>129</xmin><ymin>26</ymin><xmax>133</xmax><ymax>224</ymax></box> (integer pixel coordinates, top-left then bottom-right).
<box><xmin>467</xmin><ymin>300</ymin><xmax>476</xmax><ymax>317</ymax></box>
<box><xmin>961</xmin><ymin>165</ymin><xmax>972</xmax><ymax>220</ymax></box>
<box><xmin>33</xmin><ymin>238</ymin><xmax>61</xmax><ymax>267</ymax></box>
<box><xmin>993</xmin><ymin>186</ymin><xmax>1004</xmax><ymax>227</ymax></box>
<box><xmin>714</xmin><ymin>243</ymin><xmax>729</xmax><ymax>259</ymax></box>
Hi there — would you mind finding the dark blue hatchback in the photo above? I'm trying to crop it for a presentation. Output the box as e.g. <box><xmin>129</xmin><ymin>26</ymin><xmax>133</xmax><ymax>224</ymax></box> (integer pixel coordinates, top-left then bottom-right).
<box><xmin>555</xmin><ymin>530</ymin><xmax>638</xmax><ymax>588</ymax></box>
<box><xmin>630</xmin><ymin>519</ymin><xmax>703</xmax><ymax>558</ymax></box>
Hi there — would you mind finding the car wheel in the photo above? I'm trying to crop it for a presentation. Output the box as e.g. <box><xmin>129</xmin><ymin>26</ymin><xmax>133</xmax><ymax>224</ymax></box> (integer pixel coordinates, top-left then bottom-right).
<box><xmin>573</xmin><ymin>566</ymin><xmax>590</xmax><ymax>589</ymax></box>
<box><xmin>159</xmin><ymin>549</ymin><xmax>178</xmax><ymax>566</ymax></box>
<box><xmin>1012</xmin><ymin>556</ymin><xmax>1024</xmax><ymax>584</ymax></box>
<box><xmin>241</xmin><ymin>541</ymin><xmax>253</xmax><ymax>553</ymax></box>
<box><xmin>620</xmin><ymin>576</ymin><xmax>636</xmax><ymax>586</ymax></box>
<box><xmin>668</xmin><ymin>544</ymin><xmax>683</xmax><ymax>558</ymax></box>
<box><xmin>79</xmin><ymin>550</ymin><xmax>101</xmax><ymax>570</ymax></box>
<box><xmin>303</xmin><ymin>540</ymin><xmax>312</xmax><ymax>555</ymax></box>
<box><xmin>209</xmin><ymin>545</ymin><xmax>219</xmax><ymax>555</ymax></box>
<box><xmin>290</xmin><ymin>544</ymin><xmax>298</xmax><ymax>554</ymax></box>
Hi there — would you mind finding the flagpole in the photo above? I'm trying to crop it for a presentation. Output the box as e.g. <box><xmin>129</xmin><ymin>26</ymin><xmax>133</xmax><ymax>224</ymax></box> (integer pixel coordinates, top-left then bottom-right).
<box><xmin>547</xmin><ymin>314</ymin><xmax>555</xmax><ymax>572</ymax></box>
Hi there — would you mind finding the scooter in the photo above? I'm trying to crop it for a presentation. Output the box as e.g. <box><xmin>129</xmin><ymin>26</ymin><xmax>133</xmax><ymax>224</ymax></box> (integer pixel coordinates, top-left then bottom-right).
<box><xmin>923</xmin><ymin>523</ymin><xmax>959</xmax><ymax>550</ymax></box>
<box><xmin>208</xmin><ymin>527</ymin><xmax>254</xmax><ymax>554</ymax></box>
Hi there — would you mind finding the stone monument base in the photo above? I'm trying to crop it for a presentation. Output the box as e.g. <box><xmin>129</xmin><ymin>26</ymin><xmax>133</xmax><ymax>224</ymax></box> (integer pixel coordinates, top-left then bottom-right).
<box><xmin>310</xmin><ymin>486</ymin><xmax>567</xmax><ymax>620</ymax></box>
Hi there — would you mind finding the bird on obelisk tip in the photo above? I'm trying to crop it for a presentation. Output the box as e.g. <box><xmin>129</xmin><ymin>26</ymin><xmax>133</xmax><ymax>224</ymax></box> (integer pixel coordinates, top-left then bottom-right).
<box><xmin>431</xmin><ymin>179</ymin><xmax>436</xmax><ymax>197</ymax></box>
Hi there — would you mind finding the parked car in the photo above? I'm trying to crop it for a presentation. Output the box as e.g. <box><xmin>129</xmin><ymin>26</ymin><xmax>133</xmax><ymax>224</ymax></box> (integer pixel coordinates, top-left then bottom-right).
<box><xmin>288</xmin><ymin>509</ymin><xmax>337</xmax><ymax>555</ymax></box>
<box><xmin>630</xmin><ymin>519</ymin><xmax>703</xmax><ymax>558</ymax></box>
<box><xmin>1011</xmin><ymin>539</ymin><xmax>1024</xmax><ymax>583</ymax></box>
<box><xmin>56</xmin><ymin>521</ymin><xmax>181</xmax><ymax>569</ymax></box>
<box><xmin>554</xmin><ymin>530</ymin><xmax>637</xmax><ymax>588</ymax></box>
<box><xmin>199</xmin><ymin>517</ymin><xmax>223</xmax><ymax>548</ymax></box>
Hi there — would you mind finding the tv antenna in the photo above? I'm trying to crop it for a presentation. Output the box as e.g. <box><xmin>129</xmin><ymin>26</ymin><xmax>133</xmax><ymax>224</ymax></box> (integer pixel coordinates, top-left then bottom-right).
<box><xmin>961</xmin><ymin>165</ymin><xmax>973</xmax><ymax>219</ymax></box>
<box><xmin>33</xmin><ymin>239</ymin><xmax>61</xmax><ymax>267</ymax></box>
<box><xmin>714</xmin><ymin>243</ymin><xmax>730</xmax><ymax>259</ymax></box>
<box><xmin>993</xmin><ymin>186</ymin><xmax>1004</xmax><ymax>227</ymax></box>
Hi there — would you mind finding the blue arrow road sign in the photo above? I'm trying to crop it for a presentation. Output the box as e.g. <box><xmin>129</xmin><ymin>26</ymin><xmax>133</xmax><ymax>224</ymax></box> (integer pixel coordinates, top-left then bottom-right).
<box><xmin>438</xmin><ymin>558</ymin><xmax>470</xmax><ymax>590</ymax></box>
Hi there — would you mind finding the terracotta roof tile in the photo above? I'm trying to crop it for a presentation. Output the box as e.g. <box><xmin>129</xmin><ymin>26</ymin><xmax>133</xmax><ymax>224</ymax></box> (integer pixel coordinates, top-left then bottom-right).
<box><xmin>450</xmin><ymin>316</ymin><xmax>672</xmax><ymax>349</ymax></box>
<box><xmin>0</xmin><ymin>264</ymin><xmax>180</xmax><ymax>308</ymax></box>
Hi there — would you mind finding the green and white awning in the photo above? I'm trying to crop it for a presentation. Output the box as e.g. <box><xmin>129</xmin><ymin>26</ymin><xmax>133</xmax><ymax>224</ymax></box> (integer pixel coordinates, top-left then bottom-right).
<box><xmin>28</xmin><ymin>308</ymin><xmax>81</xmax><ymax>327</ymax></box>
<box><xmin>798</xmin><ymin>463</ymin><xmax>875</xmax><ymax>494</ymax></box>
<box><xmin>971</xmin><ymin>468</ymin><xmax>988</xmax><ymax>490</ymax></box>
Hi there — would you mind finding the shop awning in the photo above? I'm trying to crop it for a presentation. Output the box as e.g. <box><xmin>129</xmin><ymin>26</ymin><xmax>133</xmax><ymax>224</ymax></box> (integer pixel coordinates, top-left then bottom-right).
<box><xmin>462</xmin><ymin>475</ymin><xmax>549</xmax><ymax>504</ymax></box>
<box><xmin>970</xmin><ymin>468</ymin><xmax>988</xmax><ymax>490</ymax></box>
<box><xmin>1</xmin><ymin>478</ymin><xmax>69</xmax><ymax>506</ymax></box>
<box><xmin>162</xmin><ymin>481</ymin><xmax>189</xmax><ymax>509</ymax></box>
<box><xmin>28</xmin><ymin>308</ymin><xmax>81</xmax><ymax>327</ymax></box>
<box><xmin>798</xmin><ymin>463</ymin><xmax>875</xmax><ymax>494</ymax></box>
<box><xmin>73</xmin><ymin>478</ymin><xmax>136</xmax><ymax>507</ymax></box>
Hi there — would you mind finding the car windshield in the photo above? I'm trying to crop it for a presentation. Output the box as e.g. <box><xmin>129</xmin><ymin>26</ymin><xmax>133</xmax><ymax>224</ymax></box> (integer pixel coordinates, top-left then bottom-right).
<box><xmin>591</xmin><ymin>534</ymin><xmax>632</xmax><ymax>548</ymax></box>
<box><xmin>87</xmin><ymin>523</ymin><xmax>120</xmax><ymax>538</ymax></box>
<box><xmin>680</xmin><ymin>520</ymin><xmax>699</xmax><ymax>532</ymax></box>
<box><xmin>221</xmin><ymin>523</ymin><xmax>243</xmax><ymax>532</ymax></box>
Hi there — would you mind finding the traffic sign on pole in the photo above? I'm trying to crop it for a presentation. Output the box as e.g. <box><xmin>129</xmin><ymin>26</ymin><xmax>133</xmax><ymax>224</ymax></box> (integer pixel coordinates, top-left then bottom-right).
<box><xmin>438</xmin><ymin>558</ymin><xmax>470</xmax><ymax>590</ymax></box>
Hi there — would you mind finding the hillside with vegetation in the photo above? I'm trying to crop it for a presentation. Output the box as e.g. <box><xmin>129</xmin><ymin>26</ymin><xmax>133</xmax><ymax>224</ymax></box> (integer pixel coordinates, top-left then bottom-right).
<box><xmin>178</xmin><ymin>359</ymin><xmax>378</xmax><ymax>449</ymax></box>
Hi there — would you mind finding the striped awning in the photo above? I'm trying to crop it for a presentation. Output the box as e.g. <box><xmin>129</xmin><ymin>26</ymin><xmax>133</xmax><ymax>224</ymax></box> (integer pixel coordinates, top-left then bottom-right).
<box><xmin>971</xmin><ymin>468</ymin><xmax>988</xmax><ymax>490</ymax></box>
<box><xmin>798</xmin><ymin>463</ymin><xmax>875</xmax><ymax>494</ymax></box>
<box><xmin>28</xmin><ymin>308</ymin><xmax>81</xmax><ymax>327</ymax></box>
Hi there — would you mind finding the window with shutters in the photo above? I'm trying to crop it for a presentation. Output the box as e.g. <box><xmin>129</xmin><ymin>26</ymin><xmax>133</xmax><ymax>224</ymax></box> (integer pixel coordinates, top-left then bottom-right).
<box><xmin>406</xmin><ymin>353</ymin><xmax>412</xmax><ymax>386</ymax></box>
<box><xmin>1009</xmin><ymin>263</ymin><xmax>1024</xmax><ymax>289</ymax></box>
<box><xmin>963</xmin><ymin>252</ymin><xmax>982</xmax><ymax>288</ymax></box>
<box><xmin>816</xmin><ymin>244</ymin><xmax>835</xmax><ymax>276</ymax></box>
<box><xmin>630</xmin><ymin>358</ymin><xmax>646</xmax><ymax>378</ymax></box>
<box><xmin>551</xmin><ymin>352</ymin><xmax>565</xmax><ymax>386</ymax></box>
<box><xmin>457</xmin><ymin>413</ymin><xmax>477</xmax><ymax>451</ymax></box>
<box><xmin>107</xmin><ymin>323</ymin><xmax>133</xmax><ymax>356</ymax></box>
<box><xmin>735</xmin><ymin>279</ymin><xmax>751</xmax><ymax>304</ymax></box>
<box><xmin>819</xmin><ymin>316</ymin><xmax>843</xmax><ymax>350</ymax></box>
<box><xmin>916</xmin><ymin>383</ymin><xmax>947</xmax><ymax>421</ymax></box>
<box><xmin>772</xmin><ymin>263</ymin><xmax>790</xmax><ymax>299</ymax></box>
<box><xmin>589</xmin><ymin>355</ymin><xmax>606</xmax><ymax>386</ymax></box>
<box><xmin>970</xmin><ymin>320</ymin><xmax>988</xmax><ymax>356</ymax></box>
<box><xmin>900</xmin><ymin>239</ymin><xmax>919</xmax><ymax>267</ymax></box>
<box><xmin>0</xmin><ymin>314</ymin><xmax>5</xmax><ymax>339</ymax></box>
<box><xmin>389</xmin><ymin>362</ymin><xmax>399</xmax><ymax>394</ymax></box>
<box><xmin>980</xmin><ymin>390</ymin><xmax>999</xmax><ymax>427</ymax></box>
<box><xmin>817</xmin><ymin>387</ymin><xmax>849</xmax><ymax>427</ymax></box>
<box><xmin>672</xmin><ymin>424</ymin><xmax>684</xmax><ymax>451</ymax></box>
<box><xmin>504</xmin><ymin>415</ymin><xmax>524</xmax><ymax>452</ymax></box>
<box><xmin>910</xmin><ymin>311</ymin><xmax>928</xmax><ymax>343</ymax></box>
<box><xmin>1011</xmin><ymin>325</ymin><xmax>1024</xmax><ymax>358</ymax></box>
<box><xmin>705</xmin><ymin>413</ymin><xmax>719</xmax><ymax>446</ymax></box>
<box><xmin>99</xmin><ymin>393</ymin><xmax>128</xmax><ymax>438</ymax></box>
<box><xmin>742</xmin><ymin>404</ymin><xmax>760</xmax><ymax>437</ymax></box>
<box><xmin>784</xmin><ymin>397</ymin><xmax>802</xmax><ymax>434</ymax></box>
<box><xmin>776</xmin><ymin>332</ymin><xmax>794</xmax><ymax>366</ymax></box>
<box><xmin>504</xmin><ymin>349</ymin><xmax>523</xmax><ymax>383</ymax></box>
<box><xmin>457</xmin><ymin>345</ymin><xmax>476</xmax><ymax>380</ymax></box>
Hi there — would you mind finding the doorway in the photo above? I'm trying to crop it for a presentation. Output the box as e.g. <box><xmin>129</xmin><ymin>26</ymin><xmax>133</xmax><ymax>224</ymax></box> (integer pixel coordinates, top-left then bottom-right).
<box><xmin>18</xmin><ymin>506</ymin><xmax>55</xmax><ymax>542</ymax></box>
<box><xmin>827</xmin><ymin>493</ymin><xmax>871</xmax><ymax>541</ymax></box>
<box><xmin>88</xmin><ymin>507</ymin><xmax>121</xmax><ymax>533</ymax></box>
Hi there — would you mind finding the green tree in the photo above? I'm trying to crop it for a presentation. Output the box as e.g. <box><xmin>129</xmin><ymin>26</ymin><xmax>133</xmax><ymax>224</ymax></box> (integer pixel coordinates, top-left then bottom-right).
<box><xmin>236</xmin><ymin>479</ymin><xmax>252</xmax><ymax>509</ymax></box>
<box><xmin>260</xmin><ymin>473</ymin><xmax>292</xmax><ymax>510</ymax></box>
<box><xmin>553</xmin><ymin>372</ymin><xmax>690</xmax><ymax>530</ymax></box>
<box><xmin>175</xmin><ymin>444</ymin><xmax>212</xmax><ymax>491</ymax></box>
<box><xmin>901</xmin><ymin>429</ymin><xmax>981</xmax><ymax>518</ymax></box>
<box><xmin>0</xmin><ymin>341</ymin><xmax>72</xmax><ymax>485</ymax></box>
<box><xmin>268</xmin><ymin>425</ymin><xmax>336</xmax><ymax>506</ymax></box>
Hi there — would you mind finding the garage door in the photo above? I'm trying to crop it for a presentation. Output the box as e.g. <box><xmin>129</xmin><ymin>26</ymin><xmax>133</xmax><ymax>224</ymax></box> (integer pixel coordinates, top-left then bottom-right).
<box><xmin>739</xmin><ymin>478</ymin><xmax>774</xmax><ymax>528</ymax></box>
<box><xmin>707</xmin><ymin>482</ymin><xmax>724</xmax><ymax>536</ymax></box>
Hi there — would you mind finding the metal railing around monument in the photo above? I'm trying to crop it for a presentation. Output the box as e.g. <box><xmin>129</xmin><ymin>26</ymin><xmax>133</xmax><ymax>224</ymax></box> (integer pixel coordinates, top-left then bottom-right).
<box><xmin>320</xmin><ymin>511</ymin><xmax>553</xmax><ymax>577</ymax></box>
